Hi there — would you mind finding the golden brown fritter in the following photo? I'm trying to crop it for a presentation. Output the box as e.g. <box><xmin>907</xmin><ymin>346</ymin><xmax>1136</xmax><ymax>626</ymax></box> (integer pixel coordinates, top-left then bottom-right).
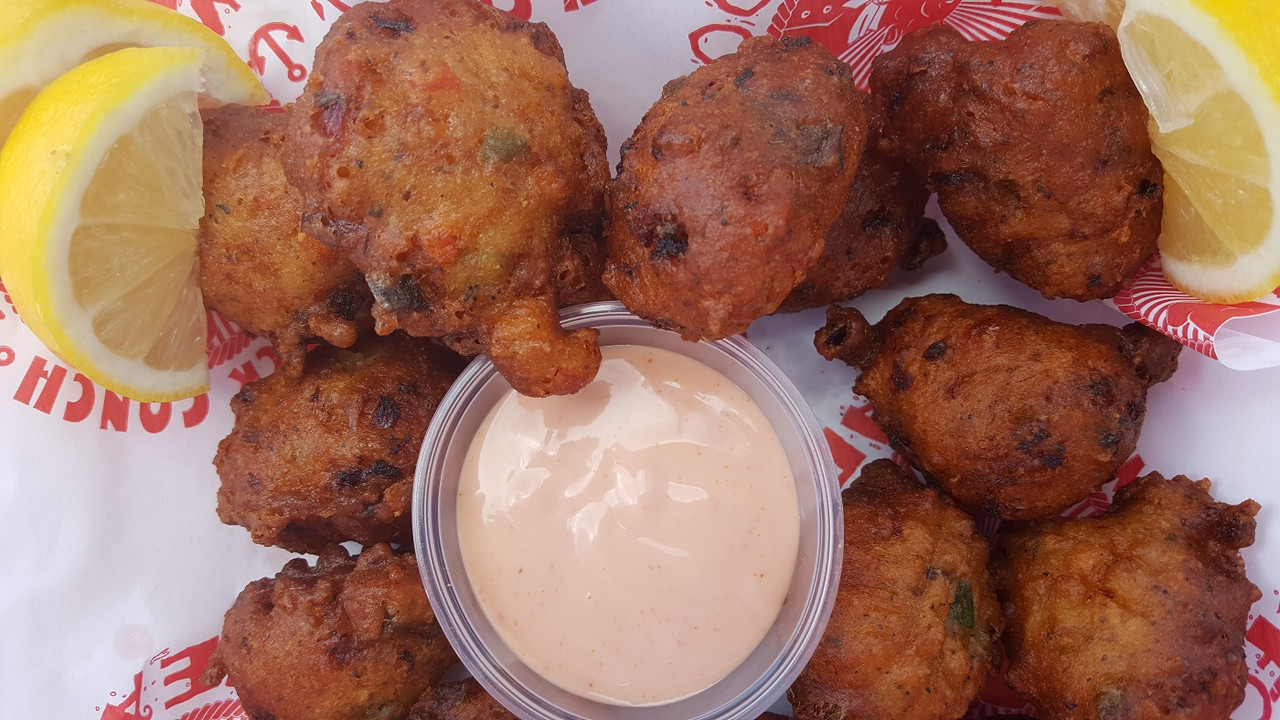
<box><xmin>204</xmin><ymin>545</ymin><xmax>457</xmax><ymax>720</ymax></box>
<box><xmin>283</xmin><ymin>0</ymin><xmax>609</xmax><ymax>397</ymax></box>
<box><xmin>815</xmin><ymin>294</ymin><xmax>1181</xmax><ymax>519</ymax></box>
<box><xmin>408</xmin><ymin>678</ymin><xmax>515</xmax><ymax>720</ymax></box>
<box><xmin>604</xmin><ymin>35</ymin><xmax>867</xmax><ymax>340</ymax></box>
<box><xmin>776</xmin><ymin>143</ymin><xmax>944</xmax><ymax>313</ymax></box>
<box><xmin>869</xmin><ymin>21</ymin><xmax>1163</xmax><ymax>300</ymax></box>
<box><xmin>199</xmin><ymin>104</ymin><xmax>372</xmax><ymax>376</ymax></box>
<box><xmin>789</xmin><ymin>459</ymin><xmax>1001</xmax><ymax>720</ymax></box>
<box><xmin>213</xmin><ymin>332</ymin><xmax>463</xmax><ymax>554</ymax></box>
<box><xmin>996</xmin><ymin>474</ymin><xmax>1260</xmax><ymax>720</ymax></box>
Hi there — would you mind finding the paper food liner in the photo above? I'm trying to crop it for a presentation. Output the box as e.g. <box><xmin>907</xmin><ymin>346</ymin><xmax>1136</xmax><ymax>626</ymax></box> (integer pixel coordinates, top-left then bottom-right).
<box><xmin>1</xmin><ymin>1</ymin><xmax>1278</xmax><ymax>719</ymax></box>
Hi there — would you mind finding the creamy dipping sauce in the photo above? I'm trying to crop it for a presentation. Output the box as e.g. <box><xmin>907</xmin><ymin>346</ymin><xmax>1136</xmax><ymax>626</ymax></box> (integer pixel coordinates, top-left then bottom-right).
<box><xmin>457</xmin><ymin>344</ymin><xmax>800</xmax><ymax>706</ymax></box>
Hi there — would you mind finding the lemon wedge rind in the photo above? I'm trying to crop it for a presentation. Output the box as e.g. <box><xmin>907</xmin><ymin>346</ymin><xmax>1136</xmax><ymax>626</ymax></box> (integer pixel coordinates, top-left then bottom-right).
<box><xmin>1118</xmin><ymin>0</ymin><xmax>1280</xmax><ymax>303</ymax></box>
<box><xmin>0</xmin><ymin>0</ymin><xmax>266</xmax><ymax>107</ymax></box>
<box><xmin>0</xmin><ymin>46</ymin><xmax>210</xmax><ymax>402</ymax></box>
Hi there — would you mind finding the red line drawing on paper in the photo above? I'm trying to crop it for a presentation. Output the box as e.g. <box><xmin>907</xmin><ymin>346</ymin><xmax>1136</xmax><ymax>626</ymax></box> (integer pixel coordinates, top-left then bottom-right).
<box><xmin>763</xmin><ymin>0</ymin><xmax>1058</xmax><ymax>88</ymax></box>
<box><xmin>689</xmin><ymin>23</ymin><xmax>754</xmax><ymax>64</ymax></box>
<box><xmin>97</xmin><ymin>672</ymin><xmax>150</xmax><ymax>720</ymax></box>
<box><xmin>710</xmin><ymin>0</ymin><xmax>772</xmax><ymax>17</ymax></box>
<box><xmin>1060</xmin><ymin>455</ymin><xmax>1146</xmax><ymax>519</ymax></box>
<box><xmin>179</xmin><ymin>698</ymin><xmax>244</xmax><ymax>720</ymax></box>
<box><xmin>311</xmin><ymin>0</ymin><xmax>352</xmax><ymax>21</ymax></box>
<box><xmin>206</xmin><ymin>311</ymin><xmax>253</xmax><ymax>370</ymax></box>
<box><xmin>248</xmin><ymin>22</ymin><xmax>308</xmax><ymax>83</ymax></box>
<box><xmin>149</xmin><ymin>0</ymin><xmax>242</xmax><ymax>37</ymax></box>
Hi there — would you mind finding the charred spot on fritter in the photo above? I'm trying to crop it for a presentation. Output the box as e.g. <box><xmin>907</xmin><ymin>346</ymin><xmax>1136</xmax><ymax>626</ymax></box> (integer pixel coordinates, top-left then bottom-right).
<box><xmin>368</xmin><ymin>10</ymin><xmax>416</xmax><ymax>36</ymax></box>
<box><xmin>371</xmin><ymin>395</ymin><xmax>401</xmax><ymax>430</ymax></box>
<box><xmin>640</xmin><ymin>217</ymin><xmax>689</xmax><ymax>262</ymax></box>
<box><xmin>795</xmin><ymin>122</ymin><xmax>846</xmax><ymax>169</ymax></box>
<box><xmin>368</xmin><ymin>274</ymin><xmax>431</xmax><ymax>314</ymax></box>
<box><xmin>325</xmin><ymin>289</ymin><xmax>360</xmax><ymax>321</ymax></box>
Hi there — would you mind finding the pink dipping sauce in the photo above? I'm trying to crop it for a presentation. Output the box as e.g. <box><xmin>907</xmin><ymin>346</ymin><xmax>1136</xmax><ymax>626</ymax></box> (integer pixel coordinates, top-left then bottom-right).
<box><xmin>457</xmin><ymin>344</ymin><xmax>800</xmax><ymax>706</ymax></box>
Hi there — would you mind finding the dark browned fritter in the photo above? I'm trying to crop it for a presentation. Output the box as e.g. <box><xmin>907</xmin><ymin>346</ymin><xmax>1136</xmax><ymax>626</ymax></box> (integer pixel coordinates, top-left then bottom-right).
<box><xmin>789</xmin><ymin>459</ymin><xmax>1000</xmax><ymax>720</ymax></box>
<box><xmin>284</xmin><ymin>0</ymin><xmax>609</xmax><ymax>397</ymax></box>
<box><xmin>870</xmin><ymin>20</ymin><xmax>1163</xmax><ymax>300</ymax></box>
<box><xmin>815</xmin><ymin>294</ymin><xmax>1181</xmax><ymax>519</ymax></box>
<box><xmin>996</xmin><ymin>474</ymin><xmax>1260</xmax><ymax>720</ymax></box>
<box><xmin>199</xmin><ymin>104</ymin><xmax>373</xmax><ymax>376</ymax></box>
<box><xmin>777</xmin><ymin>142</ymin><xmax>944</xmax><ymax>313</ymax></box>
<box><xmin>213</xmin><ymin>332</ymin><xmax>463</xmax><ymax>553</ymax></box>
<box><xmin>604</xmin><ymin>34</ymin><xmax>867</xmax><ymax>339</ymax></box>
<box><xmin>204</xmin><ymin>544</ymin><xmax>457</xmax><ymax>720</ymax></box>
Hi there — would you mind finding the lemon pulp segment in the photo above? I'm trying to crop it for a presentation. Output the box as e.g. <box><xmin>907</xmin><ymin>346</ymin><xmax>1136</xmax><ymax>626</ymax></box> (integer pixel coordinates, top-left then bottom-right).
<box><xmin>0</xmin><ymin>46</ymin><xmax>209</xmax><ymax>401</ymax></box>
<box><xmin>1119</xmin><ymin>0</ymin><xmax>1279</xmax><ymax>301</ymax></box>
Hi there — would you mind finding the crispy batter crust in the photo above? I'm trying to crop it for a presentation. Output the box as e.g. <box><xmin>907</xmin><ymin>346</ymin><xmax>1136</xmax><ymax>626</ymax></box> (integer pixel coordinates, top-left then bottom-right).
<box><xmin>408</xmin><ymin>678</ymin><xmax>516</xmax><ymax>720</ymax></box>
<box><xmin>815</xmin><ymin>294</ymin><xmax>1181</xmax><ymax>519</ymax></box>
<box><xmin>213</xmin><ymin>333</ymin><xmax>463</xmax><ymax>553</ymax></box>
<box><xmin>204</xmin><ymin>545</ymin><xmax>457</xmax><ymax>720</ymax></box>
<box><xmin>284</xmin><ymin>0</ymin><xmax>609</xmax><ymax>396</ymax></box>
<box><xmin>777</xmin><ymin>140</ymin><xmax>943</xmax><ymax>313</ymax></box>
<box><xmin>790</xmin><ymin>459</ymin><xmax>1000</xmax><ymax>720</ymax></box>
<box><xmin>199</xmin><ymin>104</ymin><xmax>372</xmax><ymax>375</ymax></box>
<box><xmin>996</xmin><ymin>474</ymin><xmax>1261</xmax><ymax>720</ymax></box>
<box><xmin>604</xmin><ymin>35</ymin><xmax>867</xmax><ymax>339</ymax></box>
<box><xmin>870</xmin><ymin>21</ymin><xmax>1163</xmax><ymax>300</ymax></box>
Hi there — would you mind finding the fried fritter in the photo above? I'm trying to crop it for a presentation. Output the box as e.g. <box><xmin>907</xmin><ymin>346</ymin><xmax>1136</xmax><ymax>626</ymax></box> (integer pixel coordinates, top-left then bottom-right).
<box><xmin>777</xmin><ymin>143</ymin><xmax>944</xmax><ymax>313</ymax></box>
<box><xmin>789</xmin><ymin>459</ymin><xmax>1000</xmax><ymax>720</ymax></box>
<box><xmin>996</xmin><ymin>474</ymin><xmax>1261</xmax><ymax>720</ymax></box>
<box><xmin>815</xmin><ymin>294</ymin><xmax>1181</xmax><ymax>519</ymax></box>
<box><xmin>604</xmin><ymin>35</ymin><xmax>867</xmax><ymax>340</ymax></box>
<box><xmin>284</xmin><ymin>0</ymin><xmax>609</xmax><ymax>397</ymax></box>
<box><xmin>214</xmin><ymin>332</ymin><xmax>463</xmax><ymax>553</ymax></box>
<box><xmin>204</xmin><ymin>545</ymin><xmax>457</xmax><ymax>720</ymax></box>
<box><xmin>199</xmin><ymin>104</ymin><xmax>372</xmax><ymax>375</ymax></box>
<box><xmin>869</xmin><ymin>21</ymin><xmax>1163</xmax><ymax>300</ymax></box>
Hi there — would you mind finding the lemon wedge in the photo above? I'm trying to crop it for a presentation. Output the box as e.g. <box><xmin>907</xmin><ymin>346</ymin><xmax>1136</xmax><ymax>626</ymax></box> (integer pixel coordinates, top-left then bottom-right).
<box><xmin>0</xmin><ymin>0</ymin><xmax>267</xmax><ymax>148</ymax></box>
<box><xmin>1116</xmin><ymin>0</ymin><xmax>1280</xmax><ymax>303</ymax></box>
<box><xmin>0</xmin><ymin>46</ymin><xmax>209</xmax><ymax>402</ymax></box>
<box><xmin>1053</xmin><ymin>0</ymin><xmax>1280</xmax><ymax>303</ymax></box>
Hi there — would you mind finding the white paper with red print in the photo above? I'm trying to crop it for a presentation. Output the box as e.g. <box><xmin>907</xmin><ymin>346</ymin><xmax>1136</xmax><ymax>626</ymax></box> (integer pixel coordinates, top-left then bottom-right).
<box><xmin>0</xmin><ymin>1</ymin><xmax>1278</xmax><ymax>719</ymax></box>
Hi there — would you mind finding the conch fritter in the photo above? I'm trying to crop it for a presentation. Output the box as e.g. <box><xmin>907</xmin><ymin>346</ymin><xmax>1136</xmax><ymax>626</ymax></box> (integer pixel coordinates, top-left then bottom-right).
<box><xmin>816</xmin><ymin>294</ymin><xmax>1181</xmax><ymax>519</ymax></box>
<box><xmin>870</xmin><ymin>21</ymin><xmax>1163</xmax><ymax>300</ymax></box>
<box><xmin>605</xmin><ymin>35</ymin><xmax>867</xmax><ymax>339</ymax></box>
<box><xmin>789</xmin><ymin>459</ymin><xmax>1001</xmax><ymax>720</ymax></box>
<box><xmin>203</xmin><ymin>544</ymin><xmax>457</xmax><ymax>720</ymax></box>
<box><xmin>777</xmin><ymin>143</ymin><xmax>944</xmax><ymax>313</ymax></box>
<box><xmin>996</xmin><ymin>473</ymin><xmax>1260</xmax><ymax>720</ymax></box>
<box><xmin>284</xmin><ymin>0</ymin><xmax>609</xmax><ymax>397</ymax></box>
<box><xmin>199</xmin><ymin>104</ymin><xmax>372</xmax><ymax>375</ymax></box>
<box><xmin>213</xmin><ymin>332</ymin><xmax>463</xmax><ymax>553</ymax></box>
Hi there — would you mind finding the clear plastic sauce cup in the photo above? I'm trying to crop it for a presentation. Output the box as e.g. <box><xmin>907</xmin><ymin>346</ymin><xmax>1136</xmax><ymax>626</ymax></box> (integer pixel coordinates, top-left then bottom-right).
<box><xmin>414</xmin><ymin>301</ymin><xmax>843</xmax><ymax>720</ymax></box>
